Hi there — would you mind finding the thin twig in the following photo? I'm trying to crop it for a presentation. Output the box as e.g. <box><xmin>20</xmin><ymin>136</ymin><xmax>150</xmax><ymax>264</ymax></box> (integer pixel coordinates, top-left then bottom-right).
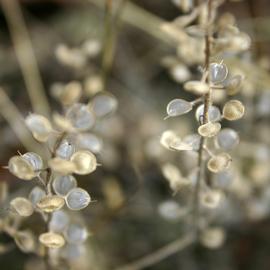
<box><xmin>1</xmin><ymin>0</ymin><xmax>50</xmax><ymax>117</ymax></box>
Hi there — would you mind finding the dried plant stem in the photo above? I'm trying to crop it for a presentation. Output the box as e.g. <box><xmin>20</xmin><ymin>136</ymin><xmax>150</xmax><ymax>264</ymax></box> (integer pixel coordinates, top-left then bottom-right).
<box><xmin>0</xmin><ymin>88</ymin><xmax>44</xmax><ymax>155</ymax></box>
<box><xmin>1</xmin><ymin>0</ymin><xmax>50</xmax><ymax>117</ymax></box>
<box><xmin>192</xmin><ymin>0</ymin><xmax>213</xmax><ymax>234</ymax></box>
<box><xmin>115</xmin><ymin>233</ymin><xmax>195</xmax><ymax>270</ymax></box>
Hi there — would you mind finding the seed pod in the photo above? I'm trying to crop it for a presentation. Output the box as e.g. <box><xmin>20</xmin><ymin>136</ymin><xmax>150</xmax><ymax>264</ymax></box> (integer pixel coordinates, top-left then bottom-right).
<box><xmin>59</xmin><ymin>81</ymin><xmax>82</xmax><ymax>106</ymax></box>
<box><xmin>65</xmin><ymin>223</ymin><xmax>88</xmax><ymax>244</ymax></box>
<box><xmin>22</xmin><ymin>152</ymin><xmax>43</xmax><ymax>171</ymax></box>
<box><xmin>53</xmin><ymin>175</ymin><xmax>77</xmax><ymax>197</ymax></box>
<box><xmin>160</xmin><ymin>130</ymin><xmax>178</xmax><ymax>150</ymax></box>
<box><xmin>8</xmin><ymin>156</ymin><xmax>36</xmax><ymax>180</ymax></box>
<box><xmin>222</xmin><ymin>100</ymin><xmax>245</xmax><ymax>120</ymax></box>
<box><xmin>10</xmin><ymin>197</ymin><xmax>34</xmax><ymax>217</ymax></box>
<box><xmin>183</xmin><ymin>134</ymin><xmax>201</xmax><ymax>151</ymax></box>
<box><xmin>169</xmin><ymin>64</ymin><xmax>191</xmax><ymax>83</ymax></box>
<box><xmin>37</xmin><ymin>195</ymin><xmax>65</xmax><ymax>213</ymax></box>
<box><xmin>89</xmin><ymin>92</ymin><xmax>118</xmax><ymax>118</ymax></box>
<box><xmin>56</xmin><ymin>140</ymin><xmax>75</xmax><ymax>160</ymax></box>
<box><xmin>48</xmin><ymin>158</ymin><xmax>76</xmax><ymax>175</ymax></box>
<box><xmin>169</xmin><ymin>139</ymin><xmax>193</xmax><ymax>151</ymax></box>
<box><xmin>166</xmin><ymin>99</ymin><xmax>192</xmax><ymax>118</ymax></box>
<box><xmin>65</xmin><ymin>188</ymin><xmax>91</xmax><ymax>210</ymax></box>
<box><xmin>158</xmin><ymin>200</ymin><xmax>188</xmax><ymax>221</ymax></box>
<box><xmin>70</xmin><ymin>150</ymin><xmax>97</xmax><ymax>175</ymax></box>
<box><xmin>201</xmin><ymin>189</ymin><xmax>223</xmax><ymax>208</ymax></box>
<box><xmin>198</xmin><ymin>122</ymin><xmax>221</xmax><ymax>137</ymax></box>
<box><xmin>200</xmin><ymin>227</ymin><xmax>225</xmax><ymax>249</ymax></box>
<box><xmin>39</xmin><ymin>232</ymin><xmax>65</xmax><ymax>248</ymax></box>
<box><xmin>196</xmin><ymin>104</ymin><xmax>221</xmax><ymax>122</ymax></box>
<box><xmin>29</xmin><ymin>186</ymin><xmax>46</xmax><ymax>206</ymax></box>
<box><xmin>14</xmin><ymin>231</ymin><xmax>35</xmax><ymax>252</ymax></box>
<box><xmin>84</xmin><ymin>75</ymin><xmax>103</xmax><ymax>96</ymax></box>
<box><xmin>225</xmin><ymin>75</ymin><xmax>243</xmax><ymax>95</ymax></box>
<box><xmin>53</xmin><ymin>113</ymin><xmax>74</xmax><ymax>132</ymax></box>
<box><xmin>216</xmin><ymin>128</ymin><xmax>239</xmax><ymax>150</ymax></box>
<box><xmin>207</xmin><ymin>153</ymin><xmax>232</xmax><ymax>173</ymax></box>
<box><xmin>76</xmin><ymin>133</ymin><xmax>103</xmax><ymax>154</ymax></box>
<box><xmin>49</xmin><ymin>210</ymin><xmax>70</xmax><ymax>232</ymax></box>
<box><xmin>210</xmin><ymin>62</ymin><xmax>228</xmax><ymax>84</ymax></box>
<box><xmin>184</xmin><ymin>80</ymin><xmax>209</xmax><ymax>95</ymax></box>
<box><xmin>25</xmin><ymin>114</ymin><xmax>52</xmax><ymax>142</ymax></box>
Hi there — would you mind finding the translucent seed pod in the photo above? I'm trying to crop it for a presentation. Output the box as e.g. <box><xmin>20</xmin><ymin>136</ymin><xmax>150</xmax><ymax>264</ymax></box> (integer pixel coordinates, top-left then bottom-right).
<box><xmin>196</xmin><ymin>104</ymin><xmax>221</xmax><ymax>122</ymax></box>
<box><xmin>65</xmin><ymin>188</ymin><xmax>91</xmax><ymax>210</ymax></box>
<box><xmin>37</xmin><ymin>195</ymin><xmax>65</xmax><ymax>213</ymax></box>
<box><xmin>29</xmin><ymin>186</ymin><xmax>46</xmax><ymax>206</ymax></box>
<box><xmin>216</xmin><ymin>128</ymin><xmax>239</xmax><ymax>150</ymax></box>
<box><xmin>59</xmin><ymin>81</ymin><xmax>82</xmax><ymax>106</ymax></box>
<box><xmin>76</xmin><ymin>133</ymin><xmax>103</xmax><ymax>154</ymax></box>
<box><xmin>8</xmin><ymin>156</ymin><xmax>36</xmax><ymax>180</ymax></box>
<box><xmin>65</xmin><ymin>223</ymin><xmax>88</xmax><ymax>244</ymax></box>
<box><xmin>198</xmin><ymin>122</ymin><xmax>221</xmax><ymax>137</ymax></box>
<box><xmin>222</xmin><ymin>100</ymin><xmax>245</xmax><ymax>120</ymax></box>
<box><xmin>52</xmin><ymin>175</ymin><xmax>77</xmax><ymax>197</ymax></box>
<box><xmin>56</xmin><ymin>140</ymin><xmax>76</xmax><ymax>160</ymax></box>
<box><xmin>225</xmin><ymin>75</ymin><xmax>243</xmax><ymax>95</ymax></box>
<box><xmin>48</xmin><ymin>158</ymin><xmax>76</xmax><ymax>175</ymax></box>
<box><xmin>207</xmin><ymin>153</ymin><xmax>232</xmax><ymax>173</ymax></box>
<box><xmin>201</xmin><ymin>189</ymin><xmax>223</xmax><ymax>208</ymax></box>
<box><xmin>169</xmin><ymin>139</ymin><xmax>193</xmax><ymax>151</ymax></box>
<box><xmin>89</xmin><ymin>92</ymin><xmax>118</xmax><ymax>118</ymax></box>
<box><xmin>212</xmin><ymin>170</ymin><xmax>234</xmax><ymax>189</ymax></box>
<box><xmin>61</xmin><ymin>244</ymin><xmax>86</xmax><ymax>261</ymax></box>
<box><xmin>14</xmin><ymin>231</ymin><xmax>35</xmax><ymax>252</ymax></box>
<box><xmin>158</xmin><ymin>200</ymin><xmax>188</xmax><ymax>221</ymax></box>
<box><xmin>184</xmin><ymin>80</ymin><xmax>209</xmax><ymax>95</ymax></box>
<box><xmin>39</xmin><ymin>232</ymin><xmax>65</xmax><ymax>248</ymax></box>
<box><xmin>166</xmin><ymin>99</ymin><xmax>192</xmax><ymax>118</ymax></box>
<box><xmin>22</xmin><ymin>152</ymin><xmax>43</xmax><ymax>171</ymax></box>
<box><xmin>49</xmin><ymin>210</ymin><xmax>70</xmax><ymax>232</ymax></box>
<box><xmin>25</xmin><ymin>114</ymin><xmax>52</xmax><ymax>142</ymax></box>
<box><xmin>66</xmin><ymin>103</ymin><xmax>95</xmax><ymax>131</ymax></box>
<box><xmin>160</xmin><ymin>130</ymin><xmax>178</xmax><ymax>150</ymax></box>
<box><xmin>183</xmin><ymin>134</ymin><xmax>201</xmax><ymax>151</ymax></box>
<box><xmin>81</xmin><ymin>39</ymin><xmax>101</xmax><ymax>57</ymax></box>
<box><xmin>10</xmin><ymin>197</ymin><xmax>34</xmax><ymax>217</ymax></box>
<box><xmin>200</xmin><ymin>227</ymin><xmax>225</xmax><ymax>249</ymax></box>
<box><xmin>210</xmin><ymin>62</ymin><xmax>228</xmax><ymax>84</ymax></box>
<box><xmin>70</xmin><ymin>150</ymin><xmax>97</xmax><ymax>175</ymax></box>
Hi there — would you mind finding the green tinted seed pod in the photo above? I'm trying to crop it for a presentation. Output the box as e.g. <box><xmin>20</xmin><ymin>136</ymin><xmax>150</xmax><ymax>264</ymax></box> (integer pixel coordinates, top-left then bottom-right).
<box><xmin>37</xmin><ymin>195</ymin><xmax>65</xmax><ymax>213</ymax></box>
<box><xmin>222</xmin><ymin>100</ymin><xmax>245</xmax><ymax>120</ymax></box>
<box><xmin>207</xmin><ymin>153</ymin><xmax>232</xmax><ymax>173</ymax></box>
<box><xmin>10</xmin><ymin>197</ymin><xmax>34</xmax><ymax>217</ymax></box>
<box><xmin>198</xmin><ymin>122</ymin><xmax>221</xmax><ymax>137</ymax></box>
<box><xmin>39</xmin><ymin>232</ymin><xmax>65</xmax><ymax>248</ymax></box>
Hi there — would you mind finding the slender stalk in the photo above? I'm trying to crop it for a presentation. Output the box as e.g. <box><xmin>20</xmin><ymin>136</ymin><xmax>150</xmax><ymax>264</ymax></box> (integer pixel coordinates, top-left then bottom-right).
<box><xmin>1</xmin><ymin>0</ymin><xmax>50</xmax><ymax>117</ymax></box>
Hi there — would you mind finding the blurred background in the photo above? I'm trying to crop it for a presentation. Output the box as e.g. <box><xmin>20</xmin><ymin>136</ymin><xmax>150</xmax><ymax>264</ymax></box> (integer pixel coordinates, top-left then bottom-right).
<box><xmin>1</xmin><ymin>0</ymin><xmax>270</xmax><ymax>269</ymax></box>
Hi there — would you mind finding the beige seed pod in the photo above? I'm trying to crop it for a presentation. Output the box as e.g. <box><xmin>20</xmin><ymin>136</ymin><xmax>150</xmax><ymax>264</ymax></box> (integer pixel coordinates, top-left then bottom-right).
<box><xmin>184</xmin><ymin>81</ymin><xmax>209</xmax><ymax>95</ymax></box>
<box><xmin>70</xmin><ymin>150</ymin><xmax>97</xmax><ymax>175</ymax></box>
<box><xmin>160</xmin><ymin>130</ymin><xmax>178</xmax><ymax>150</ymax></box>
<box><xmin>14</xmin><ymin>231</ymin><xmax>35</xmax><ymax>252</ymax></box>
<box><xmin>52</xmin><ymin>113</ymin><xmax>74</xmax><ymax>132</ymax></box>
<box><xmin>48</xmin><ymin>158</ymin><xmax>76</xmax><ymax>175</ymax></box>
<box><xmin>10</xmin><ymin>197</ymin><xmax>34</xmax><ymax>217</ymax></box>
<box><xmin>60</xmin><ymin>81</ymin><xmax>82</xmax><ymax>106</ymax></box>
<box><xmin>39</xmin><ymin>232</ymin><xmax>65</xmax><ymax>248</ymax></box>
<box><xmin>201</xmin><ymin>189</ymin><xmax>223</xmax><ymax>208</ymax></box>
<box><xmin>198</xmin><ymin>122</ymin><xmax>221</xmax><ymax>137</ymax></box>
<box><xmin>226</xmin><ymin>75</ymin><xmax>243</xmax><ymax>95</ymax></box>
<box><xmin>207</xmin><ymin>153</ymin><xmax>232</xmax><ymax>173</ymax></box>
<box><xmin>8</xmin><ymin>156</ymin><xmax>36</xmax><ymax>180</ymax></box>
<box><xmin>84</xmin><ymin>75</ymin><xmax>103</xmax><ymax>96</ymax></box>
<box><xmin>200</xmin><ymin>227</ymin><xmax>225</xmax><ymax>249</ymax></box>
<box><xmin>37</xmin><ymin>195</ymin><xmax>65</xmax><ymax>213</ymax></box>
<box><xmin>223</xmin><ymin>100</ymin><xmax>245</xmax><ymax>120</ymax></box>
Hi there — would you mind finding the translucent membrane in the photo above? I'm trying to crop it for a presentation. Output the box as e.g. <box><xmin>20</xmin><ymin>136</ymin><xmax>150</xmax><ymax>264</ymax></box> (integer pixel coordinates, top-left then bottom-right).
<box><xmin>53</xmin><ymin>175</ymin><xmax>77</xmax><ymax>197</ymax></box>
<box><xmin>90</xmin><ymin>92</ymin><xmax>118</xmax><ymax>118</ymax></box>
<box><xmin>166</xmin><ymin>99</ymin><xmax>192</xmax><ymax>118</ymax></box>
<box><xmin>65</xmin><ymin>188</ymin><xmax>91</xmax><ymax>210</ymax></box>
<box><xmin>216</xmin><ymin>128</ymin><xmax>239</xmax><ymax>150</ymax></box>
<box><xmin>207</xmin><ymin>153</ymin><xmax>232</xmax><ymax>173</ymax></box>
<box><xmin>196</xmin><ymin>104</ymin><xmax>221</xmax><ymax>122</ymax></box>
<box><xmin>210</xmin><ymin>62</ymin><xmax>228</xmax><ymax>84</ymax></box>
<box><xmin>66</xmin><ymin>103</ymin><xmax>95</xmax><ymax>131</ymax></box>
<box><xmin>212</xmin><ymin>170</ymin><xmax>234</xmax><ymax>189</ymax></box>
<box><xmin>37</xmin><ymin>195</ymin><xmax>65</xmax><ymax>213</ymax></box>
<box><xmin>29</xmin><ymin>186</ymin><xmax>46</xmax><ymax>206</ymax></box>
<box><xmin>22</xmin><ymin>152</ymin><xmax>43</xmax><ymax>171</ymax></box>
<box><xmin>222</xmin><ymin>100</ymin><xmax>245</xmax><ymax>121</ymax></box>
<box><xmin>56</xmin><ymin>140</ymin><xmax>75</xmax><ymax>160</ymax></box>
<box><xmin>76</xmin><ymin>133</ymin><xmax>103</xmax><ymax>154</ymax></box>
<box><xmin>39</xmin><ymin>232</ymin><xmax>65</xmax><ymax>248</ymax></box>
<box><xmin>198</xmin><ymin>122</ymin><xmax>221</xmax><ymax>137</ymax></box>
<box><xmin>65</xmin><ymin>223</ymin><xmax>88</xmax><ymax>244</ymax></box>
<box><xmin>10</xmin><ymin>197</ymin><xmax>34</xmax><ymax>217</ymax></box>
<box><xmin>49</xmin><ymin>210</ymin><xmax>70</xmax><ymax>232</ymax></box>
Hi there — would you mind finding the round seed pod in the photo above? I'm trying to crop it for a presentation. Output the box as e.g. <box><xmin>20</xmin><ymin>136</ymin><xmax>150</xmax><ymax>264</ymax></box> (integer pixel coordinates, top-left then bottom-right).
<box><xmin>184</xmin><ymin>80</ymin><xmax>209</xmax><ymax>95</ymax></box>
<box><xmin>70</xmin><ymin>150</ymin><xmax>97</xmax><ymax>175</ymax></box>
<box><xmin>160</xmin><ymin>130</ymin><xmax>178</xmax><ymax>150</ymax></box>
<box><xmin>59</xmin><ymin>81</ymin><xmax>82</xmax><ymax>106</ymax></box>
<box><xmin>222</xmin><ymin>100</ymin><xmax>245</xmax><ymax>121</ymax></box>
<box><xmin>22</xmin><ymin>152</ymin><xmax>43</xmax><ymax>171</ymax></box>
<box><xmin>48</xmin><ymin>158</ymin><xmax>76</xmax><ymax>175</ymax></box>
<box><xmin>53</xmin><ymin>175</ymin><xmax>77</xmax><ymax>197</ymax></box>
<box><xmin>56</xmin><ymin>140</ymin><xmax>75</xmax><ymax>160</ymax></box>
<box><xmin>216</xmin><ymin>128</ymin><xmax>239</xmax><ymax>150</ymax></box>
<box><xmin>196</xmin><ymin>104</ymin><xmax>221</xmax><ymax>122</ymax></box>
<box><xmin>29</xmin><ymin>186</ymin><xmax>46</xmax><ymax>206</ymax></box>
<box><xmin>37</xmin><ymin>195</ymin><xmax>65</xmax><ymax>213</ymax></box>
<box><xmin>166</xmin><ymin>99</ymin><xmax>192</xmax><ymax>118</ymax></box>
<box><xmin>200</xmin><ymin>227</ymin><xmax>225</xmax><ymax>249</ymax></box>
<box><xmin>8</xmin><ymin>156</ymin><xmax>36</xmax><ymax>180</ymax></box>
<box><xmin>65</xmin><ymin>188</ymin><xmax>91</xmax><ymax>210</ymax></box>
<box><xmin>201</xmin><ymin>189</ymin><xmax>223</xmax><ymax>208</ymax></box>
<box><xmin>14</xmin><ymin>230</ymin><xmax>35</xmax><ymax>252</ymax></box>
<box><xmin>49</xmin><ymin>210</ymin><xmax>70</xmax><ymax>232</ymax></box>
<box><xmin>25</xmin><ymin>114</ymin><xmax>52</xmax><ymax>142</ymax></box>
<box><xmin>198</xmin><ymin>122</ymin><xmax>221</xmax><ymax>137</ymax></box>
<box><xmin>65</xmin><ymin>223</ymin><xmax>88</xmax><ymax>244</ymax></box>
<box><xmin>210</xmin><ymin>62</ymin><xmax>228</xmax><ymax>84</ymax></box>
<box><xmin>84</xmin><ymin>75</ymin><xmax>104</xmax><ymax>97</ymax></box>
<box><xmin>10</xmin><ymin>197</ymin><xmax>34</xmax><ymax>217</ymax></box>
<box><xmin>225</xmin><ymin>75</ymin><xmax>243</xmax><ymax>95</ymax></box>
<box><xmin>76</xmin><ymin>133</ymin><xmax>103</xmax><ymax>154</ymax></box>
<box><xmin>39</xmin><ymin>232</ymin><xmax>65</xmax><ymax>248</ymax></box>
<box><xmin>207</xmin><ymin>153</ymin><xmax>232</xmax><ymax>173</ymax></box>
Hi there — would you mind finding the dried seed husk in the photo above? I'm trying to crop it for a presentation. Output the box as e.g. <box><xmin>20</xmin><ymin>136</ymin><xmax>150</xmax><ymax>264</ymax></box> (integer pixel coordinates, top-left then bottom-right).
<box><xmin>48</xmin><ymin>158</ymin><xmax>76</xmax><ymax>175</ymax></box>
<box><xmin>223</xmin><ymin>100</ymin><xmax>245</xmax><ymax>120</ymax></box>
<box><xmin>39</xmin><ymin>232</ymin><xmax>65</xmax><ymax>248</ymax></box>
<box><xmin>10</xmin><ymin>197</ymin><xmax>34</xmax><ymax>217</ymax></box>
<box><xmin>37</xmin><ymin>195</ymin><xmax>65</xmax><ymax>213</ymax></box>
<box><xmin>207</xmin><ymin>153</ymin><xmax>232</xmax><ymax>173</ymax></box>
<box><xmin>198</xmin><ymin>122</ymin><xmax>221</xmax><ymax>137</ymax></box>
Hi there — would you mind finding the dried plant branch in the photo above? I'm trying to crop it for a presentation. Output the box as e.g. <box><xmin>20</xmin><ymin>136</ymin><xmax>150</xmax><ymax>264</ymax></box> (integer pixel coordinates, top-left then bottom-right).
<box><xmin>1</xmin><ymin>0</ymin><xmax>50</xmax><ymax>117</ymax></box>
<box><xmin>115</xmin><ymin>233</ymin><xmax>195</xmax><ymax>270</ymax></box>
